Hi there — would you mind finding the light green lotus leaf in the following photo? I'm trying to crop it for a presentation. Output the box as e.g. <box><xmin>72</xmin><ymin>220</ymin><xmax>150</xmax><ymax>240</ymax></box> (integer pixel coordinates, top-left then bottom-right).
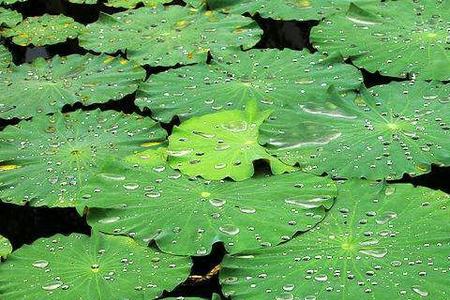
<box><xmin>0</xmin><ymin>109</ymin><xmax>166</xmax><ymax>208</ymax></box>
<box><xmin>311</xmin><ymin>1</ymin><xmax>450</xmax><ymax>81</ymax></box>
<box><xmin>79</xmin><ymin>6</ymin><xmax>262</xmax><ymax>66</ymax></box>
<box><xmin>221</xmin><ymin>180</ymin><xmax>450</xmax><ymax>299</ymax></box>
<box><xmin>105</xmin><ymin>0</ymin><xmax>172</xmax><ymax>9</ymax></box>
<box><xmin>0</xmin><ymin>0</ymin><xmax>26</xmax><ymax>4</ymax></box>
<box><xmin>0</xmin><ymin>233</ymin><xmax>191</xmax><ymax>299</ymax></box>
<box><xmin>185</xmin><ymin>0</ymin><xmax>205</xmax><ymax>8</ymax></box>
<box><xmin>0</xmin><ymin>54</ymin><xmax>145</xmax><ymax>120</ymax></box>
<box><xmin>168</xmin><ymin>101</ymin><xmax>293</xmax><ymax>181</ymax></box>
<box><xmin>0</xmin><ymin>45</ymin><xmax>12</xmax><ymax>69</ymax></box>
<box><xmin>0</xmin><ymin>7</ymin><xmax>22</xmax><ymax>28</ymax></box>
<box><xmin>136</xmin><ymin>50</ymin><xmax>361</xmax><ymax>122</ymax></box>
<box><xmin>0</xmin><ymin>235</ymin><xmax>12</xmax><ymax>259</ymax></box>
<box><xmin>261</xmin><ymin>81</ymin><xmax>450</xmax><ymax>180</ymax></box>
<box><xmin>3</xmin><ymin>14</ymin><xmax>83</xmax><ymax>47</ymax></box>
<box><xmin>83</xmin><ymin>149</ymin><xmax>336</xmax><ymax>255</ymax></box>
<box><xmin>197</xmin><ymin>0</ymin><xmax>378</xmax><ymax>20</ymax></box>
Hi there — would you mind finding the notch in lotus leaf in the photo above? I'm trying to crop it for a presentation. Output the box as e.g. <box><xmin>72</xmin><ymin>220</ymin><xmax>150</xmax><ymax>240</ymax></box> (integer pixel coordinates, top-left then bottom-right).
<box><xmin>0</xmin><ymin>233</ymin><xmax>191</xmax><ymax>299</ymax></box>
<box><xmin>311</xmin><ymin>1</ymin><xmax>450</xmax><ymax>81</ymax></box>
<box><xmin>79</xmin><ymin>5</ymin><xmax>262</xmax><ymax>66</ymax></box>
<box><xmin>168</xmin><ymin>100</ymin><xmax>294</xmax><ymax>181</ymax></box>
<box><xmin>220</xmin><ymin>180</ymin><xmax>450</xmax><ymax>299</ymax></box>
<box><xmin>0</xmin><ymin>54</ymin><xmax>145</xmax><ymax>120</ymax></box>
<box><xmin>261</xmin><ymin>81</ymin><xmax>450</xmax><ymax>180</ymax></box>
<box><xmin>3</xmin><ymin>14</ymin><xmax>84</xmax><ymax>47</ymax></box>
<box><xmin>136</xmin><ymin>49</ymin><xmax>361</xmax><ymax>123</ymax></box>
<box><xmin>82</xmin><ymin>147</ymin><xmax>336</xmax><ymax>255</ymax></box>
<box><xmin>0</xmin><ymin>109</ymin><xmax>166</xmax><ymax>209</ymax></box>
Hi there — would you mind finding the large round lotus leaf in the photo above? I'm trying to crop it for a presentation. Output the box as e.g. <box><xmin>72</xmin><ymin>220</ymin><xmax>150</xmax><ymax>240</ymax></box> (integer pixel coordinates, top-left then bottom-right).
<box><xmin>221</xmin><ymin>180</ymin><xmax>450</xmax><ymax>299</ymax></box>
<box><xmin>0</xmin><ymin>7</ymin><xmax>22</xmax><ymax>28</ymax></box>
<box><xmin>79</xmin><ymin>6</ymin><xmax>262</xmax><ymax>66</ymax></box>
<box><xmin>3</xmin><ymin>14</ymin><xmax>83</xmax><ymax>47</ymax></box>
<box><xmin>194</xmin><ymin>0</ymin><xmax>378</xmax><ymax>20</ymax></box>
<box><xmin>168</xmin><ymin>102</ymin><xmax>293</xmax><ymax>181</ymax></box>
<box><xmin>83</xmin><ymin>149</ymin><xmax>336</xmax><ymax>255</ymax></box>
<box><xmin>311</xmin><ymin>1</ymin><xmax>450</xmax><ymax>81</ymax></box>
<box><xmin>105</xmin><ymin>0</ymin><xmax>172</xmax><ymax>8</ymax></box>
<box><xmin>136</xmin><ymin>50</ymin><xmax>361</xmax><ymax>122</ymax></box>
<box><xmin>261</xmin><ymin>81</ymin><xmax>450</xmax><ymax>180</ymax></box>
<box><xmin>0</xmin><ymin>233</ymin><xmax>191</xmax><ymax>299</ymax></box>
<box><xmin>0</xmin><ymin>235</ymin><xmax>12</xmax><ymax>259</ymax></box>
<box><xmin>0</xmin><ymin>54</ymin><xmax>145</xmax><ymax>120</ymax></box>
<box><xmin>0</xmin><ymin>109</ymin><xmax>166</xmax><ymax>208</ymax></box>
<box><xmin>0</xmin><ymin>45</ymin><xmax>12</xmax><ymax>69</ymax></box>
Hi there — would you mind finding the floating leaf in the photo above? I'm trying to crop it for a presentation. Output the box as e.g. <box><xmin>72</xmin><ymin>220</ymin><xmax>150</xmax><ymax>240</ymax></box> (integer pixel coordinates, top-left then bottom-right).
<box><xmin>84</xmin><ymin>149</ymin><xmax>336</xmax><ymax>255</ymax></box>
<box><xmin>199</xmin><ymin>0</ymin><xmax>378</xmax><ymax>20</ymax></box>
<box><xmin>0</xmin><ymin>110</ymin><xmax>165</xmax><ymax>208</ymax></box>
<box><xmin>261</xmin><ymin>81</ymin><xmax>450</xmax><ymax>180</ymax></box>
<box><xmin>3</xmin><ymin>14</ymin><xmax>83</xmax><ymax>47</ymax></box>
<box><xmin>0</xmin><ymin>0</ymin><xmax>25</xmax><ymax>4</ymax></box>
<box><xmin>311</xmin><ymin>1</ymin><xmax>450</xmax><ymax>81</ymax></box>
<box><xmin>0</xmin><ymin>54</ymin><xmax>145</xmax><ymax>119</ymax></box>
<box><xmin>0</xmin><ymin>233</ymin><xmax>191</xmax><ymax>299</ymax></box>
<box><xmin>221</xmin><ymin>180</ymin><xmax>450</xmax><ymax>299</ymax></box>
<box><xmin>105</xmin><ymin>0</ymin><xmax>172</xmax><ymax>8</ymax></box>
<box><xmin>0</xmin><ymin>235</ymin><xmax>12</xmax><ymax>259</ymax></box>
<box><xmin>0</xmin><ymin>7</ymin><xmax>22</xmax><ymax>28</ymax></box>
<box><xmin>0</xmin><ymin>45</ymin><xmax>12</xmax><ymax>69</ymax></box>
<box><xmin>68</xmin><ymin>0</ymin><xmax>97</xmax><ymax>3</ymax></box>
<box><xmin>168</xmin><ymin>102</ymin><xmax>292</xmax><ymax>181</ymax></box>
<box><xmin>136</xmin><ymin>50</ymin><xmax>361</xmax><ymax>122</ymax></box>
<box><xmin>79</xmin><ymin>6</ymin><xmax>262</xmax><ymax>66</ymax></box>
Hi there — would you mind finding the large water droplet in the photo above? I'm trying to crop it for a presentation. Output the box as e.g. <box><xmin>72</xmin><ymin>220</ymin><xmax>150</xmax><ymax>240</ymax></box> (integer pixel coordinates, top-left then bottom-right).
<box><xmin>375</xmin><ymin>211</ymin><xmax>397</xmax><ymax>224</ymax></box>
<box><xmin>219</xmin><ymin>224</ymin><xmax>240</xmax><ymax>236</ymax></box>
<box><xmin>42</xmin><ymin>280</ymin><xmax>63</xmax><ymax>291</ymax></box>
<box><xmin>209</xmin><ymin>198</ymin><xmax>226</xmax><ymax>207</ymax></box>
<box><xmin>98</xmin><ymin>216</ymin><xmax>120</xmax><ymax>224</ymax></box>
<box><xmin>32</xmin><ymin>260</ymin><xmax>49</xmax><ymax>269</ymax></box>
<box><xmin>359</xmin><ymin>248</ymin><xmax>388</xmax><ymax>258</ymax></box>
<box><xmin>412</xmin><ymin>286</ymin><xmax>429</xmax><ymax>297</ymax></box>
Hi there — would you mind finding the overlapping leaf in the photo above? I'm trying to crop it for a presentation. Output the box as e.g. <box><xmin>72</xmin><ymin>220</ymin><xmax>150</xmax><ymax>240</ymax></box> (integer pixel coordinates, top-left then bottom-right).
<box><xmin>79</xmin><ymin>6</ymin><xmax>262</xmax><ymax>66</ymax></box>
<box><xmin>106</xmin><ymin>0</ymin><xmax>171</xmax><ymax>8</ymax></box>
<box><xmin>0</xmin><ymin>7</ymin><xmax>22</xmax><ymax>28</ymax></box>
<box><xmin>0</xmin><ymin>110</ymin><xmax>165</xmax><ymax>208</ymax></box>
<box><xmin>221</xmin><ymin>180</ymin><xmax>450</xmax><ymax>299</ymax></box>
<box><xmin>0</xmin><ymin>54</ymin><xmax>145</xmax><ymax>119</ymax></box>
<box><xmin>0</xmin><ymin>235</ymin><xmax>12</xmax><ymax>259</ymax></box>
<box><xmin>0</xmin><ymin>45</ymin><xmax>11</xmax><ymax>69</ymax></box>
<box><xmin>136</xmin><ymin>50</ymin><xmax>361</xmax><ymax>122</ymax></box>
<box><xmin>0</xmin><ymin>0</ymin><xmax>25</xmax><ymax>4</ymax></box>
<box><xmin>168</xmin><ymin>102</ymin><xmax>293</xmax><ymax>181</ymax></box>
<box><xmin>261</xmin><ymin>81</ymin><xmax>450</xmax><ymax>180</ymax></box>
<box><xmin>83</xmin><ymin>148</ymin><xmax>336</xmax><ymax>255</ymax></box>
<box><xmin>0</xmin><ymin>233</ymin><xmax>191</xmax><ymax>299</ymax></box>
<box><xmin>3</xmin><ymin>14</ymin><xmax>83</xmax><ymax>47</ymax></box>
<box><xmin>311</xmin><ymin>1</ymin><xmax>450</xmax><ymax>81</ymax></box>
<box><xmin>193</xmin><ymin>0</ymin><xmax>378</xmax><ymax>20</ymax></box>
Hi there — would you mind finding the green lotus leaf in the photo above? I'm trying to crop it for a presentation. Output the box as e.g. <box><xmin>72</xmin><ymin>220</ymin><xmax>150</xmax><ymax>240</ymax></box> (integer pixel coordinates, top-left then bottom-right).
<box><xmin>221</xmin><ymin>180</ymin><xmax>450</xmax><ymax>299</ymax></box>
<box><xmin>136</xmin><ymin>50</ymin><xmax>361</xmax><ymax>123</ymax></box>
<box><xmin>168</xmin><ymin>102</ymin><xmax>293</xmax><ymax>181</ymax></box>
<box><xmin>0</xmin><ymin>54</ymin><xmax>145</xmax><ymax>119</ymax></box>
<box><xmin>0</xmin><ymin>7</ymin><xmax>22</xmax><ymax>28</ymax></box>
<box><xmin>0</xmin><ymin>0</ymin><xmax>25</xmax><ymax>4</ymax></box>
<box><xmin>261</xmin><ymin>81</ymin><xmax>450</xmax><ymax>180</ymax></box>
<box><xmin>198</xmin><ymin>0</ymin><xmax>378</xmax><ymax>20</ymax></box>
<box><xmin>79</xmin><ymin>6</ymin><xmax>262</xmax><ymax>66</ymax></box>
<box><xmin>83</xmin><ymin>149</ymin><xmax>336</xmax><ymax>255</ymax></box>
<box><xmin>0</xmin><ymin>235</ymin><xmax>12</xmax><ymax>259</ymax></box>
<box><xmin>185</xmin><ymin>0</ymin><xmax>205</xmax><ymax>8</ymax></box>
<box><xmin>0</xmin><ymin>45</ymin><xmax>12</xmax><ymax>69</ymax></box>
<box><xmin>0</xmin><ymin>232</ymin><xmax>191</xmax><ymax>299</ymax></box>
<box><xmin>3</xmin><ymin>14</ymin><xmax>83</xmax><ymax>47</ymax></box>
<box><xmin>0</xmin><ymin>109</ymin><xmax>166</xmax><ymax>208</ymax></box>
<box><xmin>105</xmin><ymin>0</ymin><xmax>172</xmax><ymax>9</ymax></box>
<box><xmin>311</xmin><ymin>1</ymin><xmax>450</xmax><ymax>81</ymax></box>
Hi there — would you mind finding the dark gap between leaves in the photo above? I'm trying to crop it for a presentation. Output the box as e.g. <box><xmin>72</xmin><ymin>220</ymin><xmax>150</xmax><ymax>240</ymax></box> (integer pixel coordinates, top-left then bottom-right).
<box><xmin>0</xmin><ymin>201</ymin><xmax>91</xmax><ymax>250</ymax></box>
<box><xmin>162</xmin><ymin>243</ymin><xmax>226</xmax><ymax>299</ymax></box>
<box><xmin>389</xmin><ymin>164</ymin><xmax>450</xmax><ymax>194</ymax></box>
<box><xmin>252</xmin><ymin>14</ymin><xmax>319</xmax><ymax>52</ymax></box>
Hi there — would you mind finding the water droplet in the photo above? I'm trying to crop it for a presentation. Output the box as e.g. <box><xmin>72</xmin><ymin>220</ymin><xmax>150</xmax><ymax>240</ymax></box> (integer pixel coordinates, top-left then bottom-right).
<box><xmin>100</xmin><ymin>173</ymin><xmax>125</xmax><ymax>181</ymax></box>
<box><xmin>359</xmin><ymin>248</ymin><xmax>388</xmax><ymax>258</ymax></box>
<box><xmin>314</xmin><ymin>274</ymin><xmax>328</xmax><ymax>282</ymax></box>
<box><xmin>98</xmin><ymin>216</ymin><xmax>120</xmax><ymax>224</ymax></box>
<box><xmin>284</xmin><ymin>197</ymin><xmax>330</xmax><ymax>209</ymax></box>
<box><xmin>412</xmin><ymin>286</ymin><xmax>429</xmax><ymax>297</ymax></box>
<box><xmin>221</xmin><ymin>121</ymin><xmax>248</xmax><ymax>132</ymax></box>
<box><xmin>42</xmin><ymin>280</ymin><xmax>63</xmax><ymax>291</ymax></box>
<box><xmin>145</xmin><ymin>191</ymin><xmax>161</xmax><ymax>198</ymax></box>
<box><xmin>219</xmin><ymin>224</ymin><xmax>240</xmax><ymax>236</ymax></box>
<box><xmin>375</xmin><ymin>211</ymin><xmax>397</xmax><ymax>224</ymax></box>
<box><xmin>123</xmin><ymin>183</ymin><xmax>139</xmax><ymax>190</ymax></box>
<box><xmin>209</xmin><ymin>198</ymin><xmax>226</xmax><ymax>207</ymax></box>
<box><xmin>32</xmin><ymin>260</ymin><xmax>49</xmax><ymax>269</ymax></box>
<box><xmin>239</xmin><ymin>207</ymin><xmax>256</xmax><ymax>214</ymax></box>
<box><xmin>214</xmin><ymin>163</ymin><xmax>227</xmax><ymax>169</ymax></box>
